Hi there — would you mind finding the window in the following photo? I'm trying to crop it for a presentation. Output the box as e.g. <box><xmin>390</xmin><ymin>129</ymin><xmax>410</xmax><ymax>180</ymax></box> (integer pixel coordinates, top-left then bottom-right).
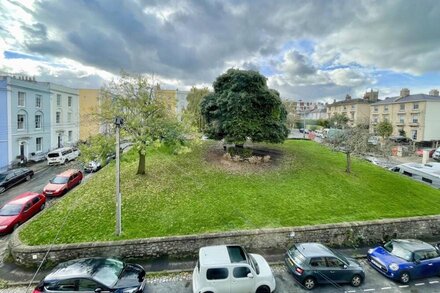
<box><xmin>35</xmin><ymin>94</ymin><xmax>41</xmax><ymax>108</ymax></box>
<box><xmin>56</xmin><ymin>112</ymin><xmax>61</xmax><ymax>124</ymax></box>
<box><xmin>413</xmin><ymin>103</ymin><xmax>419</xmax><ymax>110</ymax></box>
<box><xmin>400</xmin><ymin>104</ymin><xmax>405</xmax><ymax>111</ymax></box>
<box><xmin>412</xmin><ymin>115</ymin><xmax>419</xmax><ymax>123</ymax></box>
<box><xmin>309</xmin><ymin>257</ymin><xmax>326</xmax><ymax>268</ymax></box>
<box><xmin>68</xmin><ymin>131</ymin><xmax>73</xmax><ymax>142</ymax></box>
<box><xmin>68</xmin><ymin>96</ymin><xmax>72</xmax><ymax>107</ymax></box>
<box><xmin>325</xmin><ymin>257</ymin><xmax>345</xmax><ymax>267</ymax></box>
<box><xmin>35</xmin><ymin>115</ymin><xmax>42</xmax><ymax>129</ymax></box>
<box><xmin>374</xmin><ymin>106</ymin><xmax>378</xmax><ymax>112</ymax></box>
<box><xmin>403</xmin><ymin>171</ymin><xmax>412</xmax><ymax>177</ymax></box>
<box><xmin>32</xmin><ymin>197</ymin><xmax>40</xmax><ymax>205</ymax></box>
<box><xmin>206</xmin><ymin>268</ymin><xmax>229</xmax><ymax>280</ymax></box>
<box><xmin>411</xmin><ymin>130</ymin><xmax>418</xmax><ymax>140</ymax></box>
<box><xmin>422</xmin><ymin>177</ymin><xmax>433</xmax><ymax>184</ymax></box>
<box><xmin>50</xmin><ymin>278</ymin><xmax>77</xmax><ymax>291</ymax></box>
<box><xmin>351</xmin><ymin>105</ymin><xmax>355</xmax><ymax>110</ymax></box>
<box><xmin>57</xmin><ymin>94</ymin><xmax>61</xmax><ymax>106</ymax></box>
<box><xmin>384</xmin><ymin>105</ymin><xmax>388</xmax><ymax>111</ymax></box>
<box><xmin>36</xmin><ymin>137</ymin><xmax>42</xmax><ymax>152</ymax></box>
<box><xmin>373</xmin><ymin>117</ymin><xmax>378</xmax><ymax>123</ymax></box>
<box><xmin>17</xmin><ymin>114</ymin><xmax>25</xmax><ymax>130</ymax></box>
<box><xmin>18</xmin><ymin>92</ymin><xmax>25</xmax><ymax>106</ymax></box>
<box><xmin>343</xmin><ymin>106</ymin><xmax>346</xmax><ymax>110</ymax></box>
<box><xmin>78</xmin><ymin>279</ymin><xmax>99</xmax><ymax>291</ymax></box>
<box><xmin>398</xmin><ymin>115</ymin><xmax>405</xmax><ymax>123</ymax></box>
<box><xmin>68</xmin><ymin>112</ymin><xmax>72</xmax><ymax>123</ymax></box>
<box><xmin>233</xmin><ymin>266</ymin><xmax>251</xmax><ymax>278</ymax></box>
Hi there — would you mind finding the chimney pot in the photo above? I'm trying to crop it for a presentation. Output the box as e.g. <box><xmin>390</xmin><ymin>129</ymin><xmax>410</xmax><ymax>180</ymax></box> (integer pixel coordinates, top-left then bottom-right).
<box><xmin>429</xmin><ymin>89</ymin><xmax>439</xmax><ymax>96</ymax></box>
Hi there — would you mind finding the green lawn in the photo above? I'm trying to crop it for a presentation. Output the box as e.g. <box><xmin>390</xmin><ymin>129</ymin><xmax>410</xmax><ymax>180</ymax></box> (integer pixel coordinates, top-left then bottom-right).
<box><xmin>20</xmin><ymin>140</ymin><xmax>440</xmax><ymax>245</ymax></box>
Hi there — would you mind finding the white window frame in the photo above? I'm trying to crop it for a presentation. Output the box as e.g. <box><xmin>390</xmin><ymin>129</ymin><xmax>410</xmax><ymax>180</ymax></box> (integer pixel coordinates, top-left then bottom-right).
<box><xmin>17</xmin><ymin>114</ymin><xmax>25</xmax><ymax>130</ymax></box>
<box><xmin>36</xmin><ymin>137</ymin><xmax>42</xmax><ymax>152</ymax></box>
<box><xmin>68</xmin><ymin>131</ymin><xmax>73</xmax><ymax>142</ymax></box>
<box><xmin>412</xmin><ymin>115</ymin><xmax>419</xmax><ymax>123</ymax></box>
<box><xmin>399</xmin><ymin>115</ymin><xmax>405</xmax><ymax>123</ymax></box>
<box><xmin>36</xmin><ymin>94</ymin><xmax>41</xmax><ymax>108</ymax></box>
<box><xmin>413</xmin><ymin>103</ymin><xmax>419</xmax><ymax>110</ymax></box>
<box><xmin>35</xmin><ymin>114</ymin><xmax>42</xmax><ymax>129</ymax></box>
<box><xmin>400</xmin><ymin>104</ymin><xmax>405</xmax><ymax>111</ymax></box>
<box><xmin>56</xmin><ymin>111</ymin><xmax>61</xmax><ymax>124</ymax></box>
<box><xmin>67</xmin><ymin>112</ymin><xmax>72</xmax><ymax>123</ymax></box>
<box><xmin>18</xmin><ymin>92</ymin><xmax>25</xmax><ymax>107</ymax></box>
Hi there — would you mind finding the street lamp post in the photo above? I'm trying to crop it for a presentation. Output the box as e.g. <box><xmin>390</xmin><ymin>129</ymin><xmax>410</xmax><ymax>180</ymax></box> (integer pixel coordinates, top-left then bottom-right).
<box><xmin>114</xmin><ymin>117</ymin><xmax>124</xmax><ymax>236</ymax></box>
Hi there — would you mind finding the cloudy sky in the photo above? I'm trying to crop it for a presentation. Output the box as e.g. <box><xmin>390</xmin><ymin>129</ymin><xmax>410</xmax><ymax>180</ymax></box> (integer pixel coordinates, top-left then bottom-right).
<box><xmin>1</xmin><ymin>0</ymin><xmax>439</xmax><ymax>102</ymax></box>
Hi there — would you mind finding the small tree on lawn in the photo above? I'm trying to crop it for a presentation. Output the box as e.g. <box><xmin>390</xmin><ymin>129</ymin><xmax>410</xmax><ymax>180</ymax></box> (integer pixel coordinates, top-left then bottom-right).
<box><xmin>200</xmin><ymin>68</ymin><xmax>288</xmax><ymax>149</ymax></box>
<box><xmin>328</xmin><ymin>113</ymin><xmax>349</xmax><ymax>129</ymax></box>
<box><xmin>376</xmin><ymin>120</ymin><xmax>393</xmax><ymax>139</ymax></box>
<box><xmin>326</xmin><ymin>124</ymin><xmax>369</xmax><ymax>173</ymax></box>
<box><xmin>78</xmin><ymin>134</ymin><xmax>115</xmax><ymax>166</ymax></box>
<box><xmin>99</xmin><ymin>73</ymin><xmax>182</xmax><ymax>175</ymax></box>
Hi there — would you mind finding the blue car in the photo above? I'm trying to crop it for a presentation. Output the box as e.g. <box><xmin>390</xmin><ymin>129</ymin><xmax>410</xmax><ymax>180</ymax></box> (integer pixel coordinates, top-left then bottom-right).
<box><xmin>367</xmin><ymin>239</ymin><xmax>440</xmax><ymax>284</ymax></box>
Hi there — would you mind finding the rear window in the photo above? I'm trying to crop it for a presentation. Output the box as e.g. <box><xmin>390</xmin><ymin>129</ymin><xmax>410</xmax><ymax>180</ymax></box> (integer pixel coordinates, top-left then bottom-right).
<box><xmin>227</xmin><ymin>246</ymin><xmax>247</xmax><ymax>263</ymax></box>
<box><xmin>47</xmin><ymin>153</ymin><xmax>60</xmax><ymax>158</ymax></box>
<box><xmin>206</xmin><ymin>268</ymin><xmax>228</xmax><ymax>280</ymax></box>
<box><xmin>288</xmin><ymin>245</ymin><xmax>307</xmax><ymax>265</ymax></box>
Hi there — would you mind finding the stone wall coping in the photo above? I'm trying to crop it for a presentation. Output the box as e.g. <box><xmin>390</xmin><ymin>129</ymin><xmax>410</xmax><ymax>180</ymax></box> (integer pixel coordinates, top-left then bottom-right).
<box><xmin>11</xmin><ymin>215</ymin><xmax>440</xmax><ymax>253</ymax></box>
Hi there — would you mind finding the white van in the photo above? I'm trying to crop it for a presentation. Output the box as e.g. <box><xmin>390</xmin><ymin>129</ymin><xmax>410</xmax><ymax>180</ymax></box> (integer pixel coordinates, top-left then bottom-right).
<box><xmin>46</xmin><ymin>147</ymin><xmax>79</xmax><ymax>166</ymax></box>
<box><xmin>192</xmin><ymin>245</ymin><xmax>276</xmax><ymax>293</ymax></box>
<box><xmin>433</xmin><ymin>147</ymin><xmax>440</xmax><ymax>161</ymax></box>
<box><xmin>390</xmin><ymin>162</ymin><xmax>440</xmax><ymax>189</ymax></box>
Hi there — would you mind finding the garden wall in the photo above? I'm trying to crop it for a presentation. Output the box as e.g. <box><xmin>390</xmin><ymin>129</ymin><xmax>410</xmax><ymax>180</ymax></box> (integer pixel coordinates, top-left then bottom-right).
<box><xmin>9</xmin><ymin>215</ymin><xmax>440</xmax><ymax>266</ymax></box>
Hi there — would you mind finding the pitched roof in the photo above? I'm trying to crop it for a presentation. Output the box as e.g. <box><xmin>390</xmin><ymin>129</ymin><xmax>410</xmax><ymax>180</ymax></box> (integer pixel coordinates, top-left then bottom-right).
<box><xmin>372</xmin><ymin>94</ymin><xmax>440</xmax><ymax>105</ymax></box>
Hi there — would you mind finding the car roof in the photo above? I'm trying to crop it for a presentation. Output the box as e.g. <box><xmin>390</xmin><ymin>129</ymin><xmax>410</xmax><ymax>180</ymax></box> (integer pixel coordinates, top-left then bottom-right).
<box><xmin>294</xmin><ymin>243</ymin><xmax>335</xmax><ymax>258</ymax></box>
<box><xmin>8</xmin><ymin>192</ymin><xmax>39</xmax><ymax>205</ymax></box>
<box><xmin>199</xmin><ymin>245</ymin><xmax>248</xmax><ymax>266</ymax></box>
<box><xmin>57</xmin><ymin>169</ymin><xmax>80</xmax><ymax>177</ymax></box>
<box><xmin>44</xmin><ymin>258</ymin><xmax>123</xmax><ymax>282</ymax></box>
<box><xmin>392</xmin><ymin>239</ymin><xmax>434</xmax><ymax>251</ymax></box>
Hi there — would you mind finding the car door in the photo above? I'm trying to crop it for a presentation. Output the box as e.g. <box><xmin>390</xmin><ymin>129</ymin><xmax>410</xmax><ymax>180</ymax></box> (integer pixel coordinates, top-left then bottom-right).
<box><xmin>21</xmin><ymin>202</ymin><xmax>33</xmax><ymax>222</ymax></box>
<box><xmin>206</xmin><ymin>267</ymin><xmax>230</xmax><ymax>293</ymax></box>
<box><xmin>30</xmin><ymin>196</ymin><xmax>41</xmax><ymax>216</ymax></box>
<box><xmin>324</xmin><ymin>257</ymin><xmax>350</xmax><ymax>284</ymax></box>
<box><xmin>413</xmin><ymin>250</ymin><xmax>439</xmax><ymax>278</ymax></box>
<box><xmin>67</xmin><ymin>175</ymin><xmax>75</xmax><ymax>189</ymax></box>
<box><xmin>231</xmin><ymin>265</ymin><xmax>254</xmax><ymax>293</ymax></box>
<box><xmin>4</xmin><ymin>172</ymin><xmax>16</xmax><ymax>189</ymax></box>
<box><xmin>308</xmin><ymin>257</ymin><xmax>328</xmax><ymax>284</ymax></box>
<box><xmin>46</xmin><ymin>278</ymin><xmax>78</xmax><ymax>292</ymax></box>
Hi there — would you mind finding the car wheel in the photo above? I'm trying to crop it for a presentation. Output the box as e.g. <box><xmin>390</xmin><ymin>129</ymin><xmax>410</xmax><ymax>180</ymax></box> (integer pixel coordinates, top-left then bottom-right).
<box><xmin>40</xmin><ymin>203</ymin><xmax>45</xmax><ymax>211</ymax></box>
<box><xmin>350</xmin><ymin>274</ymin><xmax>362</xmax><ymax>287</ymax></box>
<box><xmin>26</xmin><ymin>175</ymin><xmax>31</xmax><ymax>181</ymax></box>
<box><xmin>0</xmin><ymin>186</ymin><xmax>5</xmax><ymax>193</ymax></box>
<box><xmin>303</xmin><ymin>277</ymin><xmax>316</xmax><ymax>290</ymax></box>
<box><xmin>256</xmin><ymin>285</ymin><xmax>270</xmax><ymax>293</ymax></box>
<box><xmin>400</xmin><ymin>272</ymin><xmax>410</xmax><ymax>284</ymax></box>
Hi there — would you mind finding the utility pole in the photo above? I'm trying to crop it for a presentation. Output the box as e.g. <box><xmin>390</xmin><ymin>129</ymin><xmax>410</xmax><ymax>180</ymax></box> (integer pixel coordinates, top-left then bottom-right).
<box><xmin>114</xmin><ymin>117</ymin><xmax>124</xmax><ymax>236</ymax></box>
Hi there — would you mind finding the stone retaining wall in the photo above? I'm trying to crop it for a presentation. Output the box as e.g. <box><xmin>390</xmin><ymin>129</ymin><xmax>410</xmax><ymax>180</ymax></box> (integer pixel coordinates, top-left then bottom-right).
<box><xmin>9</xmin><ymin>215</ymin><xmax>440</xmax><ymax>266</ymax></box>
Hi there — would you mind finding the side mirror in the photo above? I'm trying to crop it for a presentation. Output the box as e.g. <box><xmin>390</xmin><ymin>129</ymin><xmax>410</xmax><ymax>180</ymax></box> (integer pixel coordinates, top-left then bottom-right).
<box><xmin>247</xmin><ymin>272</ymin><xmax>254</xmax><ymax>278</ymax></box>
<box><xmin>436</xmin><ymin>243</ymin><xmax>440</xmax><ymax>252</ymax></box>
<box><xmin>94</xmin><ymin>288</ymin><xmax>102</xmax><ymax>293</ymax></box>
<box><xmin>341</xmin><ymin>264</ymin><xmax>348</xmax><ymax>269</ymax></box>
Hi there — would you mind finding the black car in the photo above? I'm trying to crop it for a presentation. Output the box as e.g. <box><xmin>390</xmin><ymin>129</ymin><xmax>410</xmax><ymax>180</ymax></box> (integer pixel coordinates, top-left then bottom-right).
<box><xmin>0</xmin><ymin>168</ymin><xmax>34</xmax><ymax>193</ymax></box>
<box><xmin>34</xmin><ymin>258</ymin><xmax>146</xmax><ymax>293</ymax></box>
<box><xmin>285</xmin><ymin>243</ymin><xmax>365</xmax><ymax>290</ymax></box>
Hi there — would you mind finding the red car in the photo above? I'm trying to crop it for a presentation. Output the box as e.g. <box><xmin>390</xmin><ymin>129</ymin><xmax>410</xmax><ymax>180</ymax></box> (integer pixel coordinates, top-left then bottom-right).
<box><xmin>43</xmin><ymin>169</ymin><xmax>83</xmax><ymax>197</ymax></box>
<box><xmin>416</xmin><ymin>148</ymin><xmax>436</xmax><ymax>157</ymax></box>
<box><xmin>0</xmin><ymin>192</ymin><xmax>46</xmax><ymax>234</ymax></box>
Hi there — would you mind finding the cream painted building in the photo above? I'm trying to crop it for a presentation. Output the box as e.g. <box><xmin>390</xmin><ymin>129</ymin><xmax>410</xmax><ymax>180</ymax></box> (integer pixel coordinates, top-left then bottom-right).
<box><xmin>326</xmin><ymin>90</ymin><xmax>378</xmax><ymax>126</ymax></box>
<box><xmin>370</xmin><ymin>89</ymin><xmax>440</xmax><ymax>141</ymax></box>
<box><xmin>79</xmin><ymin>89</ymin><xmax>102</xmax><ymax>141</ymax></box>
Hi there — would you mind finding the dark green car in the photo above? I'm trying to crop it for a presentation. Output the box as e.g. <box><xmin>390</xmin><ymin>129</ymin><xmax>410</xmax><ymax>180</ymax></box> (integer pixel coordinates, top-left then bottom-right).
<box><xmin>285</xmin><ymin>243</ymin><xmax>365</xmax><ymax>290</ymax></box>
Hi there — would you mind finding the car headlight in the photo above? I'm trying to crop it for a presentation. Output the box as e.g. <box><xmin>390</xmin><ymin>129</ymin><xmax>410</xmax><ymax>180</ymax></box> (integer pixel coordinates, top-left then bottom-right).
<box><xmin>367</xmin><ymin>249</ymin><xmax>374</xmax><ymax>254</ymax></box>
<box><xmin>389</xmin><ymin>263</ymin><xmax>399</xmax><ymax>271</ymax></box>
<box><xmin>122</xmin><ymin>288</ymin><xmax>138</xmax><ymax>293</ymax></box>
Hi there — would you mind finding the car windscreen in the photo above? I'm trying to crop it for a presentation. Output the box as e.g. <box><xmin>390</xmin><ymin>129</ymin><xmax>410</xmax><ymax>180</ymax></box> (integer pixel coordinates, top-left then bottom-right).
<box><xmin>92</xmin><ymin>259</ymin><xmax>125</xmax><ymax>287</ymax></box>
<box><xmin>0</xmin><ymin>204</ymin><xmax>22</xmax><ymax>216</ymax></box>
<box><xmin>329</xmin><ymin>248</ymin><xmax>349</xmax><ymax>264</ymax></box>
<box><xmin>384</xmin><ymin>241</ymin><xmax>412</xmax><ymax>261</ymax></box>
<box><xmin>50</xmin><ymin>176</ymin><xmax>69</xmax><ymax>184</ymax></box>
<box><xmin>47</xmin><ymin>153</ymin><xmax>60</xmax><ymax>158</ymax></box>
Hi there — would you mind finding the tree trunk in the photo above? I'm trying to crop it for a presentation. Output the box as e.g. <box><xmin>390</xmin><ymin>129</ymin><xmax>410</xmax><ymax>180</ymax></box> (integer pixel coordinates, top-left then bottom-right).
<box><xmin>346</xmin><ymin>152</ymin><xmax>351</xmax><ymax>173</ymax></box>
<box><xmin>137</xmin><ymin>151</ymin><xmax>146</xmax><ymax>175</ymax></box>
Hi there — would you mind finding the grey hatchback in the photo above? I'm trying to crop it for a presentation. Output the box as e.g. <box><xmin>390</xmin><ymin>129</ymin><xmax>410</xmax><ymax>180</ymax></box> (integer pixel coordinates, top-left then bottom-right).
<box><xmin>285</xmin><ymin>243</ymin><xmax>365</xmax><ymax>290</ymax></box>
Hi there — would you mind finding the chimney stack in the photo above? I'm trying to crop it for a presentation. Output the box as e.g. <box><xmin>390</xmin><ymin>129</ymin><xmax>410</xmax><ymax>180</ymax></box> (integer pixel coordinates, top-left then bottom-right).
<box><xmin>429</xmin><ymin>89</ymin><xmax>439</xmax><ymax>96</ymax></box>
<box><xmin>345</xmin><ymin>94</ymin><xmax>351</xmax><ymax>100</ymax></box>
<box><xmin>400</xmin><ymin>88</ymin><xmax>410</xmax><ymax>97</ymax></box>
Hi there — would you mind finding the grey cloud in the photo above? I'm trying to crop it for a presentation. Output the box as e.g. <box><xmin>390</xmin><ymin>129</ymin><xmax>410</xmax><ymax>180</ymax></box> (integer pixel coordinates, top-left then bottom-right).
<box><xmin>21</xmin><ymin>23</ymin><xmax>47</xmax><ymax>41</ymax></box>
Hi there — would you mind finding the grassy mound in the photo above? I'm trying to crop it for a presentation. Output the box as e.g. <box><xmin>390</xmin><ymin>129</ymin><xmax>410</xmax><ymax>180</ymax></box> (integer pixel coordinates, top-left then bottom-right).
<box><xmin>20</xmin><ymin>140</ymin><xmax>440</xmax><ymax>245</ymax></box>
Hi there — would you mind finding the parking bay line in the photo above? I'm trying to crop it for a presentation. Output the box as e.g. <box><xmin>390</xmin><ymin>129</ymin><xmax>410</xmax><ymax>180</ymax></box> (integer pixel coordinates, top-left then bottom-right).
<box><xmin>398</xmin><ymin>285</ymin><xmax>409</xmax><ymax>288</ymax></box>
<box><xmin>429</xmin><ymin>280</ymin><xmax>440</xmax><ymax>284</ymax></box>
<box><xmin>363</xmin><ymin>289</ymin><xmax>375</xmax><ymax>292</ymax></box>
<box><xmin>380</xmin><ymin>287</ymin><xmax>391</xmax><ymax>290</ymax></box>
<box><xmin>415</xmin><ymin>283</ymin><xmax>425</xmax><ymax>286</ymax></box>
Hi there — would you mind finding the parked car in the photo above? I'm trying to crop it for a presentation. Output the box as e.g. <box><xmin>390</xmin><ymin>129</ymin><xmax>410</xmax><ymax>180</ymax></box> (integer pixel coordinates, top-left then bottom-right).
<box><xmin>43</xmin><ymin>169</ymin><xmax>83</xmax><ymax>197</ymax></box>
<box><xmin>415</xmin><ymin>147</ymin><xmax>436</xmax><ymax>157</ymax></box>
<box><xmin>106</xmin><ymin>152</ymin><xmax>116</xmax><ymax>164</ymax></box>
<box><xmin>368</xmin><ymin>136</ymin><xmax>380</xmax><ymax>146</ymax></box>
<box><xmin>285</xmin><ymin>242</ymin><xmax>364</xmax><ymax>290</ymax></box>
<box><xmin>0</xmin><ymin>192</ymin><xmax>45</xmax><ymax>234</ymax></box>
<box><xmin>192</xmin><ymin>245</ymin><xmax>276</xmax><ymax>293</ymax></box>
<box><xmin>120</xmin><ymin>141</ymin><xmax>133</xmax><ymax>152</ymax></box>
<box><xmin>389</xmin><ymin>136</ymin><xmax>412</xmax><ymax>144</ymax></box>
<box><xmin>433</xmin><ymin>147</ymin><xmax>440</xmax><ymax>161</ymax></box>
<box><xmin>367</xmin><ymin>239</ymin><xmax>440</xmax><ymax>284</ymax></box>
<box><xmin>84</xmin><ymin>160</ymin><xmax>101</xmax><ymax>173</ymax></box>
<box><xmin>46</xmin><ymin>147</ymin><xmax>80</xmax><ymax>166</ymax></box>
<box><xmin>0</xmin><ymin>168</ymin><xmax>34</xmax><ymax>194</ymax></box>
<box><xmin>33</xmin><ymin>258</ymin><xmax>146</xmax><ymax>293</ymax></box>
<box><xmin>28</xmin><ymin>152</ymin><xmax>47</xmax><ymax>163</ymax></box>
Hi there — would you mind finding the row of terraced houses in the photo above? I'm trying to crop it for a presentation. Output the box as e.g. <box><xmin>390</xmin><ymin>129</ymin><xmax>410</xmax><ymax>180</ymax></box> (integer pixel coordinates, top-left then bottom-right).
<box><xmin>0</xmin><ymin>75</ymin><xmax>189</xmax><ymax>170</ymax></box>
<box><xmin>326</xmin><ymin>88</ymin><xmax>440</xmax><ymax>142</ymax></box>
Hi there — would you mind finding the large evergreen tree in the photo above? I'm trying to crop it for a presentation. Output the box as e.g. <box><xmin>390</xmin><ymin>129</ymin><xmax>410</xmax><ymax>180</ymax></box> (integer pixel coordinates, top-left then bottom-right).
<box><xmin>201</xmin><ymin>68</ymin><xmax>288</xmax><ymax>146</ymax></box>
